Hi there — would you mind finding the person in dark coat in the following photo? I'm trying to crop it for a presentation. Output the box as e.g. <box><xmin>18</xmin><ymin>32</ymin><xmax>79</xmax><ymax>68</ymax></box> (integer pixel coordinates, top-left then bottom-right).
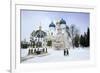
<box><xmin>64</xmin><ymin>49</ymin><xmax>66</xmax><ymax>56</ymax></box>
<box><xmin>66</xmin><ymin>49</ymin><xmax>69</xmax><ymax>56</ymax></box>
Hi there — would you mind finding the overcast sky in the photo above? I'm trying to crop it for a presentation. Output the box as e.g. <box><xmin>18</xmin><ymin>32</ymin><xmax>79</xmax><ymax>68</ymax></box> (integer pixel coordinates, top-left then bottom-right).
<box><xmin>21</xmin><ymin>10</ymin><xmax>89</xmax><ymax>41</ymax></box>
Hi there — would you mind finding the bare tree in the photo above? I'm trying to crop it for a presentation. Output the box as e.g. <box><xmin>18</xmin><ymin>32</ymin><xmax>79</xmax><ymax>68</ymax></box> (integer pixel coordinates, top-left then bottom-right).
<box><xmin>69</xmin><ymin>24</ymin><xmax>79</xmax><ymax>48</ymax></box>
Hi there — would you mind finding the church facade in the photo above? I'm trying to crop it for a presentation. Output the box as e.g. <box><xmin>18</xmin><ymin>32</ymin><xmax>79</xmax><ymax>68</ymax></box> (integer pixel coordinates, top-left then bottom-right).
<box><xmin>48</xmin><ymin>18</ymin><xmax>72</xmax><ymax>50</ymax></box>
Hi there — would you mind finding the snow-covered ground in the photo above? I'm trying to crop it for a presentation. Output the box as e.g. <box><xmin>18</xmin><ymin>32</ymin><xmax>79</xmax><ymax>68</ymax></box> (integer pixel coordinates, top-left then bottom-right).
<box><xmin>21</xmin><ymin>47</ymin><xmax>90</xmax><ymax>63</ymax></box>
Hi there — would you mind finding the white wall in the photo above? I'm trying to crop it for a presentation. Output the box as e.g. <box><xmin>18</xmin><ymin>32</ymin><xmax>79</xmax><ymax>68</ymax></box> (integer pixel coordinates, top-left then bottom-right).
<box><xmin>15</xmin><ymin>0</ymin><xmax>96</xmax><ymax>5</ymax></box>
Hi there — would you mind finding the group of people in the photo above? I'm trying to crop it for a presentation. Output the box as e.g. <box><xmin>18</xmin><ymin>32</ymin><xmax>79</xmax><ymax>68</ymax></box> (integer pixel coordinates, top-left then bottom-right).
<box><xmin>64</xmin><ymin>49</ymin><xmax>69</xmax><ymax>56</ymax></box>
<box><xmin>28</xmin><ymin>48</ymin><xmax>48</xmax><ymax>55</ymax></box>
<box><xmin>28</xmin><ymin>47</ymin><xmax>69</xmax><ymax>56</ymax></box>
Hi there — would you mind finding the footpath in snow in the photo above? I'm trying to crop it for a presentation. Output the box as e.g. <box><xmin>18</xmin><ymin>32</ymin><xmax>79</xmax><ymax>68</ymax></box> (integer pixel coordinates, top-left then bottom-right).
<box><xmin>21</xmin><ymin>47</ymin><xmax>90</xmax><ymax>63</ymax></box>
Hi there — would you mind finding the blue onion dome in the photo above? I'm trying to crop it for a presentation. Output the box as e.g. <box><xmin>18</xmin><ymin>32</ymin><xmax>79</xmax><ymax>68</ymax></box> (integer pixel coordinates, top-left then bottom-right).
<box><xmin>49</xmin><ymin>22</ymin><xmax>56</xmax><ymax>28</ymax></box>
<box><xmin>59</xmin><ymin>18</ymin><xmax>66</xmax><ymax>24</ymax></box>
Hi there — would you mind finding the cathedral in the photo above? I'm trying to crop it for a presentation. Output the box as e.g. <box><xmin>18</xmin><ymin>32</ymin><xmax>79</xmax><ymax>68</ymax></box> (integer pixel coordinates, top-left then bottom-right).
<box><xmin>48</xmin><ymin>18</ymin><xmax>71</xmax><ymax>50</ymax></box>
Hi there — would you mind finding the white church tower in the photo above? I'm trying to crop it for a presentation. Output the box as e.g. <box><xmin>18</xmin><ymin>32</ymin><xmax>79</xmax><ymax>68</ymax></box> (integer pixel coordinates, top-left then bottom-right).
<box><xmin>49</xmin><ymin>22</ymin><xmax>56</xmax><ymax>36</ymax></box>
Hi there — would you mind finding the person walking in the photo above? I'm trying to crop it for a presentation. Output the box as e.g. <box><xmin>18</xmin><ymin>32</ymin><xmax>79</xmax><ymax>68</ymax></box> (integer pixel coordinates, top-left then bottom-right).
<box><xmin>64</xmin><ymin>49</ymin><xmax>66</xmax><ymax>56</ymax></box>
<box><xmin>66</xmin><ymin>49</ymin><xmax>69</xmax><ymax>56</ymax></box>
